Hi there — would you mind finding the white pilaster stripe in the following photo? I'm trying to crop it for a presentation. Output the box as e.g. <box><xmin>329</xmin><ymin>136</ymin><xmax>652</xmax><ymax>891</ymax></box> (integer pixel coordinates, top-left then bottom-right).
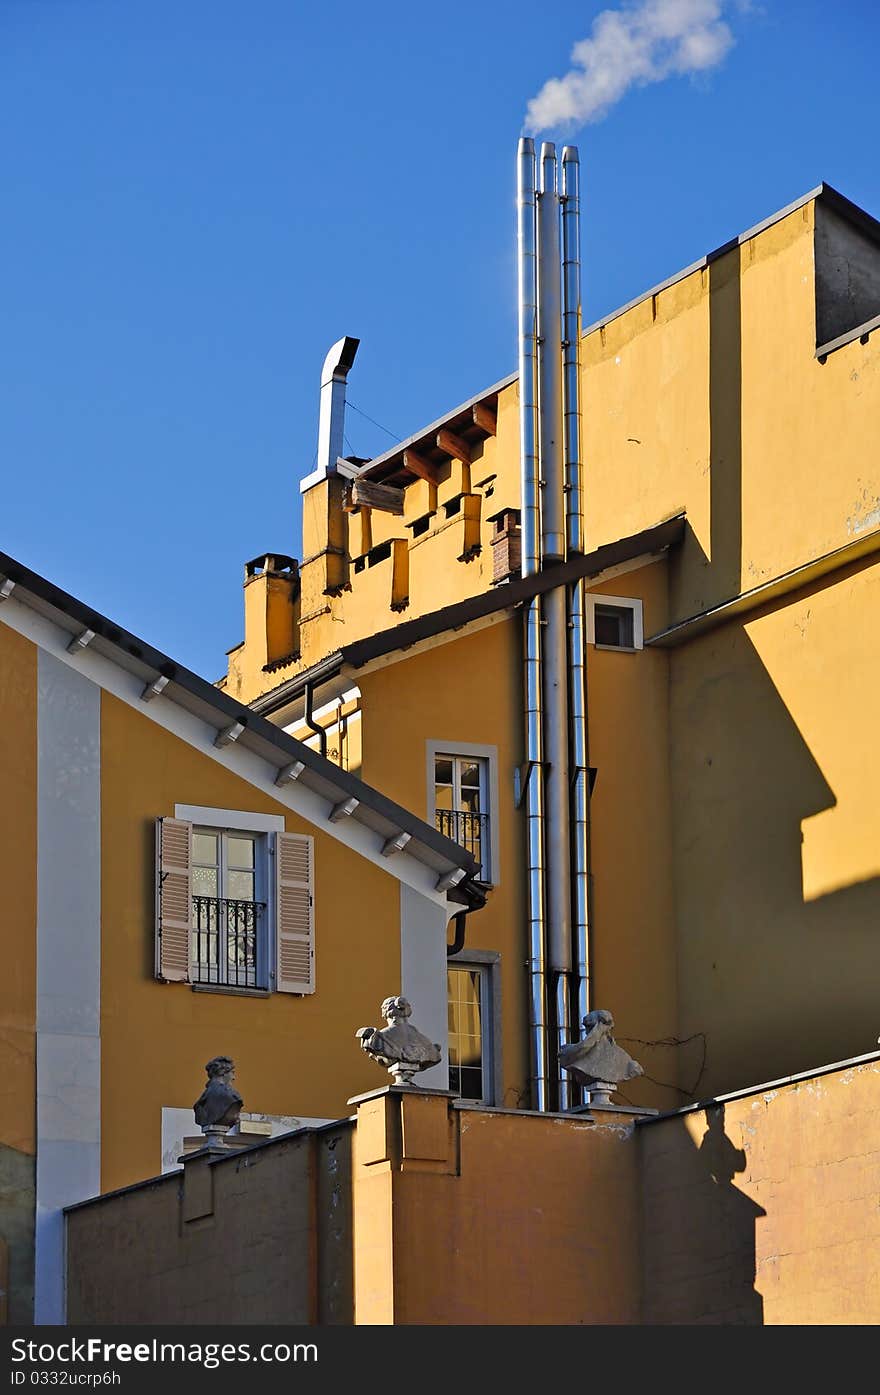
<box><xmin>35</xmin><ymin>652</ymin><xmax>101</xmax><ymax>1324</ymax></box>
<box><xmin>399</xmin><ymin>884</ymin><xmax>450</xmax><ymax>1090</ymax></box>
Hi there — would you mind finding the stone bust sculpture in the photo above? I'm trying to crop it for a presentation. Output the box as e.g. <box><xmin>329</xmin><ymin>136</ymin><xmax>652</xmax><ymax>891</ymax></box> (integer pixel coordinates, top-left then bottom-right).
<box><xmin>193</xmin><ymin>1055</ymin><xmax>243</xmax><ymax>1135</ymax></box>
<box><xmin>558</xmin><ymin>1009</ymin><xmax>643</xmax><ymax>1106</ymax></box>
<box><xmin>356</xmin><ymin>996</ymin><xmax>442</xmax><ymax>1087</ymax></box>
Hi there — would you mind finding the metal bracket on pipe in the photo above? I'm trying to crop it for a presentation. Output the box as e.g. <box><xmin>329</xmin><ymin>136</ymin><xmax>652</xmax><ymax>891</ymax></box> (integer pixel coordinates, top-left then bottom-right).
<box><xmin>514</xmin><ymin>759</ymin><xmax>546</xmax><ymax>808</ymax></box>
<box><xmin>570</xmin><ymin>764</ymin><xmax>598</xmax><ymax>795</ymax></box>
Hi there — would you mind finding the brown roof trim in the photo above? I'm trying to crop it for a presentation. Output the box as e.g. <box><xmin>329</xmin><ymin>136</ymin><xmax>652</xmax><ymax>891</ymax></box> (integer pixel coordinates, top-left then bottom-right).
<box><xmin>342</xmin><ymin>514</ymin><xmax>684</xmax><ymax>668</ymax></box>
<box><xmin>252</xmin><ymin>515</ymin><xmax>685</xmax><ymax>715</ymax></box>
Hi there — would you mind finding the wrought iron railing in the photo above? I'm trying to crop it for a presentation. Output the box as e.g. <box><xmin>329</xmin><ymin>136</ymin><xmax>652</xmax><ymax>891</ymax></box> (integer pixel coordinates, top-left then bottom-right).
<box><xmin>191</xmin><ymin>896</ymin><xmax>267</xmax><ymax>989</ymax></box>
<box><xmin>434</xmin><ymin>809</ymin><xmax>490</xmax><ymax>880</ymax></box>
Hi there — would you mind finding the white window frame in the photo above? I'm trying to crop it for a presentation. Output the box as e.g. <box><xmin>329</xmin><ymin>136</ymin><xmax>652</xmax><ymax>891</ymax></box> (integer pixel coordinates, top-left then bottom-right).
<box><xmin>585</xmin><ymin>593</ymin><xmax>644</xmax><ymax>651</ymax></box>
<box><xmin>446</xmin><ymin>950</ymin><xmax>502</xmax><ymax>1106</ymax></box>
<box><xmin>175</xmin><ymin>804</ymin><xmax>284</xmax><ymax>994</ymax></box>
<box><xmin>426</xmin><ymin>740</ymin><xmax>500</xmax><ymax>886</ymax></box>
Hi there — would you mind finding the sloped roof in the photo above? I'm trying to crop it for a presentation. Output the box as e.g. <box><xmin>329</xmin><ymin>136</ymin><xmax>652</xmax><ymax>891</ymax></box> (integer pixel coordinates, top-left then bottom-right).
<box><xmin>0</xmin><ymin>549</ymin><xmax>485</xmax><ymax>908</ymax></box>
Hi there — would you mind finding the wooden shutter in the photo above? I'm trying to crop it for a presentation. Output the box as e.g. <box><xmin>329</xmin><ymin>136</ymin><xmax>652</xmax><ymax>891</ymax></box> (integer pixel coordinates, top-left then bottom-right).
<box><xmin>275</xmin><ymin>832</ymin><xmax>315</xmax><ymax>994</ymax></box>
<box><xmin>155</xmin><ymin>817</ymin><xmax>192</xmax><ymax>982</ymax></box>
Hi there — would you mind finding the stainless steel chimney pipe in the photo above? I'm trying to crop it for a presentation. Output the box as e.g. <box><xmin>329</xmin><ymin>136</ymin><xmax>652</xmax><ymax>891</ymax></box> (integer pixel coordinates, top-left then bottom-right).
<box><xmin>518</xmin><ymin>138</ymin><xmax>541</xmax><ymax>578</ymax></box>
<box><xmin>562</xmin><ymin>146</ymin><xmax>591</xmax><ymax>1072</ymax></box>
<box><xmin>561</xmin><ymin>147</ymin><xmax>583</xmax><ymax>557</ymax></box>
<box><xmin>517</xmin><ymin>137</ymin><xmax>548</xmax><ymax>1112</ymax></box>
<box><xmin>316</xmin><ymin>336</ymin><xmax>359</xmax><ymax>478</ymax></box>
<box><xmin>537</xmin><ymin>144</ymin><xmax>565</xmax><ymax>565</ymax></box>
<box><xmin>537</xmin><ymin>143</ymin><xmax>572</xmax><ymax>1107</ymax></box>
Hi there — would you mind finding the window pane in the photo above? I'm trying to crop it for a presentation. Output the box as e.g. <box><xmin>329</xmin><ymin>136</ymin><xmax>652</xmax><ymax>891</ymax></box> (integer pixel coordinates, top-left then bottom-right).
<box><xmin>434</xmin><ymin>756</ymin><xmax>453</xmax><ymax>786</ymax></box>
<box><xmin>595</xmin><ymin>604</ymin><xmax>634</xmax><ymax>648</ymax></box>
<box><xmin>461</xmin><ymin>787</ymin><xmax>481</xmax><ymax>815</ymax></box>
<box><xmin>448</xmin><ymin>967</ymin><xmax>484</xmax><ymax>1101</ymax></box>
<box><xmin>434</xmin><ymin>786</ymin><xmax>454</xmax><ymax>812</ymax></box>
<box><xmin>460</xmin><ymin>762</ymin><xmax>481</xmax><ymax>790</ymax></box>
<box><xmin>192</xmin><ymin>865</ymin><xmax>218</xmax><ymax>897</ymax></box>
<box><xmin>227</xmin><ymin>869</ymin><xmax>254</xmax><ymax>902</ymax></box>
<box><xmin>227</xmin><ymin>835</ymin><xmax>255</xmax><ymax>869</ymax></box>
<box><xmin>193</xmin><ymin>831</ymin><xmax>218</xmax><ymax>865</ymax></box>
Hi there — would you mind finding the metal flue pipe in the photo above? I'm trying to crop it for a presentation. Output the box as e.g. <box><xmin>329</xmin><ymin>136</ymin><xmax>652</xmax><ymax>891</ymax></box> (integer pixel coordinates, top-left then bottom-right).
<box><xmin>517</xmin><ymin>137</ymin><xmax>549</xmax><ymax>1112</ymax></box>
<box><xmin>537</xmin><ymin>144</ymin><xmax>566</xmax><ymax>565</ymax></box>
<box><xmin>537</xmin><ymin>142</ymin><xmax>572</xmax><ymax>1108</ymax></box>
<box><xmin>561</xmin><ymin>147</ymin><xmax>584</xmax><ymax>557</ymax></box>
<box><xmin>518</xmin><ymin>138</ymin><xmax>541</xmax><ymax>579</ymax></box>
<box><xmin>561</xmin><ymin>145</ymin><xmax>591</xmax><ymax>1074</ymax></box>
<box><xmin>316</xmin><ymin>336</ymin><xmax>359</xmax><ymax>478</ymax></box>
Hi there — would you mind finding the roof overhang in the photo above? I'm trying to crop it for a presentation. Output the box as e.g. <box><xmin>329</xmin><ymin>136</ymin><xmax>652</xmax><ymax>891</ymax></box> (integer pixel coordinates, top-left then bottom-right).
<box><xmin>0</xmin><ymin>550</ymin><xmax>485</xmax><ymax>909</ymax></box>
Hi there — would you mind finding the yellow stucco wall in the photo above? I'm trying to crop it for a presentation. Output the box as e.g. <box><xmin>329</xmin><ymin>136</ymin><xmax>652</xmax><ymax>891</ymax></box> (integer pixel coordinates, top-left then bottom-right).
<box><xmin>357</xmin><ymin>618</ymin><xmax>528</xmax><ymax>1106</ymax></box>
<box><xmin>0</xmin><ymin>624</ymin><xmax>37</xmax><ymax>1159</ymax></box>
<box><xmin>222</xmin><ymin>192</ymin><xmax>880</xmax><ymax>1109</ymax></box>
<box><xmin>227</xmin><ymin>193</ymin><xmax>878</xmax><ymax>700</ymax></box>
<box><xmin>352</xmin><ymin>1091</ymin><xmax>641</xmax><ymax>1325</ymax></box>
<box><xmin>100</xmin><ymin>692</ymin><xmax>402</xmax><ymax>1193</ymax></box>
<box><xmin>353</xmin><ymin>1056</ymin><xmax>880</xmax><ymax>1326</ymax></box>
<box><xmin>641</xmin><ymin>1056</ymin><xmax>880</xmax><ymax>1324</ymax></box>
<box><xmin>669</xmin><ymin>559</ymin><xmax>880</xmax><ymax>1094</ymax></box>
<box><xmin>356</xmin><ymin>572</ymin><xmax>681</xmax><ymax>1111</ymax></box>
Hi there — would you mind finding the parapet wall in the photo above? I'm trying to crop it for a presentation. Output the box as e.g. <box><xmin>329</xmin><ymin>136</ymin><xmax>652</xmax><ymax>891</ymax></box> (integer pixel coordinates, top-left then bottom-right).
<box><xmin>66</xmin><ymin>1056</ymin><xmax>880</xmax><ymax>1325</ymax></box>
<box><xmin>66</xmin><ymin>1124</ymin><xmax>353</xmax><ymax>1326</ymax></box>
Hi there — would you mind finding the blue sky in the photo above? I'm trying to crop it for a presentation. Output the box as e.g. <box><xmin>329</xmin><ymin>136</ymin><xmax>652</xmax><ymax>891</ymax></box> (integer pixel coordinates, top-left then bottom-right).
<box><xmin>2</xmin><ymin>0</ymin><xmax>878</xmax><ymax>678</ymax></box>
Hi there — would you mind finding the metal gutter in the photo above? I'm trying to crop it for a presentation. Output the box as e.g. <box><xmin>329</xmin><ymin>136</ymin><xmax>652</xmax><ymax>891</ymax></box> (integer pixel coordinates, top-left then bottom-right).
<box><xmin>646</xmin><ymin>525</ymin><xmax>880</xmax><ymax>649</ymax></box>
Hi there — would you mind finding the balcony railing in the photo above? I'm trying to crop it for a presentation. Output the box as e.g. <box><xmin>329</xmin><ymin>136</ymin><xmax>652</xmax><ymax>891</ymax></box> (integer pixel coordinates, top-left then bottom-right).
<box><xmin>191</xmin><ymin>896</ymin><xmax>267</xmax><ymax>990</ymax></box>
<box><xmin>434</xmin><ymin>809</ymin><xmax>490</xmax><ymax>880</ymax></box>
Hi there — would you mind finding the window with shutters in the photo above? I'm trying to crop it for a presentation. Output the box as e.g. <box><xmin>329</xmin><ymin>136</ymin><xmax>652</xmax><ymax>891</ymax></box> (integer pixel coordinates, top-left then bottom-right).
<box><xmin>155</xmin><ymin>816</ymin><xmax>314</xmax><ymax>995</ymax></box>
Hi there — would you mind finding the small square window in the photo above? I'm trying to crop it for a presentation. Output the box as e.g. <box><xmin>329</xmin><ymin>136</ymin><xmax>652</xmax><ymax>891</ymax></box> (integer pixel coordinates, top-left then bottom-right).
<box><xmin>588</xmin><ymin>595</ymin><xmax>643</xmax><ymax>651</ymax></box>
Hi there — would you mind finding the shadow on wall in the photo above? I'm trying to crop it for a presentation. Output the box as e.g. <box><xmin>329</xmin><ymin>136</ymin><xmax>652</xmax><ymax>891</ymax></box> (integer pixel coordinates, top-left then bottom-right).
<box><xmin>663</xmin><ymin>241</ymin><xmax>880</xmax><ymax>1096</ymax></box>
<box><xmin>669</xmin><ymin>243</ymin><xmax>743</xmax><ymax>620</ymax></box>
<box><xmin>642</xmin><ymin>1103</ymin><xmax>765</xmax><ymax>1325</ymax></box>
<box><xmin>0</xmin><ymin>1142</ymin><xmax>35</xmax><ymax>1324</ymax></box>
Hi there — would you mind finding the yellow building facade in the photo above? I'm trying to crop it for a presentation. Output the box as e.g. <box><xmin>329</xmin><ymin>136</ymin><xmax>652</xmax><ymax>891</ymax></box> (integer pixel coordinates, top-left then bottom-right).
<box><xmin>0</xmin><ymin>553</ymin><xmax>483</xmax><ymax>1323</ymax></box>
<box><xmin>224</xmin><ymin>180</ymin><xmax>880</xmax><ymax>1116</ymax></box>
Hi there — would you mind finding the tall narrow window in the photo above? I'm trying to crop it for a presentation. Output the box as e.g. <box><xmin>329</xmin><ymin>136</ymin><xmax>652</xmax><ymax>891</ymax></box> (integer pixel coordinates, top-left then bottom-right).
<box><xmin>434</xmin><ymin>753</ymin><xmax>490</xmax><ymax>880</ymax></box>
<box><xmin>447</xmin><ymin>966</ymin><xmax>486</xmax><ymax>1101</ymax></box>
<box><xmin>191</xmin><ymin>828</ymin><xmax>266</xmax><ymax>989</ymax></box>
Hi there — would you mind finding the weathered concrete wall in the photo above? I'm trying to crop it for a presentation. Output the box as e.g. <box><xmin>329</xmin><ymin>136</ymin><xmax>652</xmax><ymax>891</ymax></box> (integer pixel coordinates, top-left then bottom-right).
<box><xmin>815</xmin><ymin>203</ymin><xmax>880</xmax><ymax>347</ymax></box>
<box><xmin>640</xmin><ymin>1055</ymin><xmax>880</xmax><ymax>1324</ymax></box>
<box><xmin>66</xmin><ymin>1124</ymin><xmax>353</xmax><ymax>1325</ymax></box>
<box><xmin>0</xmin><ymin>1145</ymin><xmax>35</xmax><ymax>1324</ymax></box>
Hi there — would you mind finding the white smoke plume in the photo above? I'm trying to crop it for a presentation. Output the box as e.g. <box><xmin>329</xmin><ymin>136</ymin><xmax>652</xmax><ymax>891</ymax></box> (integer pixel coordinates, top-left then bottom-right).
<box><xmin>525</xmin><ymin>0</ymin><xmax>736</xmax><ymax>133</ymax></box>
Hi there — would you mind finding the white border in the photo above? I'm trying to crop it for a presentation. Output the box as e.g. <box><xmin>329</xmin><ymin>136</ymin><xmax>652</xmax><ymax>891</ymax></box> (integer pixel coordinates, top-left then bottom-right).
<box><xmin>174</xmin><ymin>804</ymin><xmax>285</xmax><ymax>834</ymax></box>
<box><xmin>425</xmin><ymin>739</ymin><xmax>501</xmax><ymax>886</ymax></box>
<box><xmin>585</xmin><ymin>594</ymin><xmax>644</xmax><ymax>651</ymax></box>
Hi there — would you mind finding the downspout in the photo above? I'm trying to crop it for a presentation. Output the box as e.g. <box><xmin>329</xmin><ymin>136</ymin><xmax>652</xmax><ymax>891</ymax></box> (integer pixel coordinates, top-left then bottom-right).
<box><xmin>446</xmin><ymin>910</ymin><xmax>468</xmax><ymax>958</ymax></box>
<box><xmin>562</xmin><ymin>145</ymin><xmax>592</xmax><ymax>1078</ymax></box>
<box><xmin>303</xmin><ymin>681</ymin><xmax>328</xmax><ymax>760</ymax></box>
<box><xmin>517</xmin><ymin>137</ymin><xmax>549</xmax><ymax>1113</ymax></box>
<box><xmin>538</xmin><ymin>142</ymin><xmax>573</xmax><ymax>1110</ymax></box>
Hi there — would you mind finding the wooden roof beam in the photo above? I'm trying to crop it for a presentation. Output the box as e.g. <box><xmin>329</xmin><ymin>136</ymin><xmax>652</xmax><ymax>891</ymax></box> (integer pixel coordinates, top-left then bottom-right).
<box><xmin>402</xmin><ymin>448</ymin><xmax>440</xmax><ymax>484</ymax></box>
<box><xmin>472</xmin><ymin>402</ymin><xmax>497</xmax><ymax>436</ymax></box>
<box><xmin>436</xmin><ymin>428</ymin><xmax>474</xmax><ymax>464</ymax></box>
